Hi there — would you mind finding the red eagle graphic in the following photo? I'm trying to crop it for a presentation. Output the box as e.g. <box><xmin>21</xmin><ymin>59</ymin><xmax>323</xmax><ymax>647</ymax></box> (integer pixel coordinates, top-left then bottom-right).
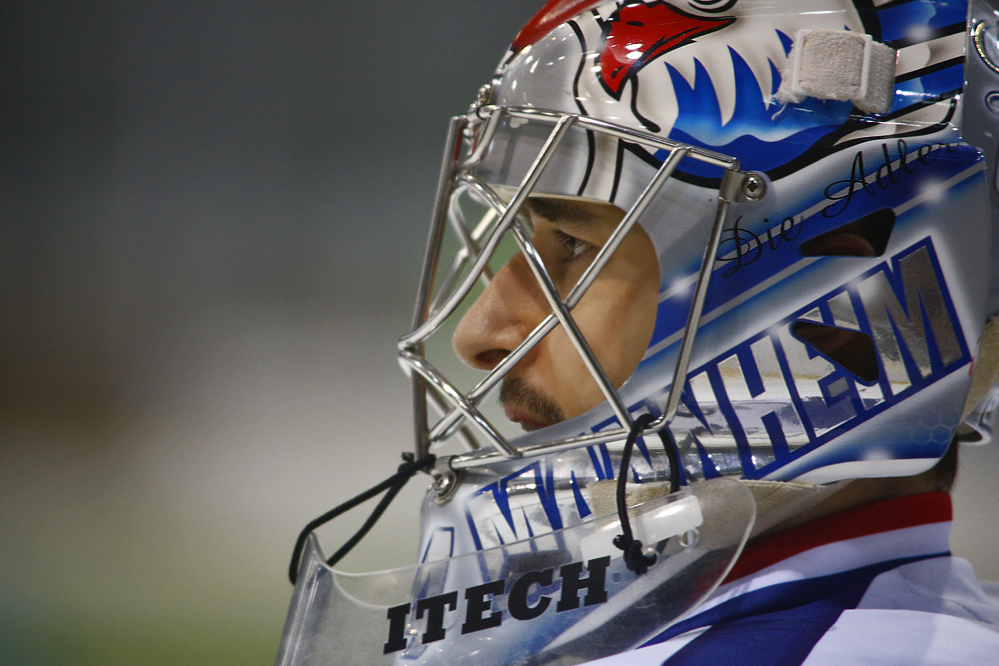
<box><xmin>598</xmin><ymin>1</ymin><xmax>735</xmax><ymax>99</ymax></box>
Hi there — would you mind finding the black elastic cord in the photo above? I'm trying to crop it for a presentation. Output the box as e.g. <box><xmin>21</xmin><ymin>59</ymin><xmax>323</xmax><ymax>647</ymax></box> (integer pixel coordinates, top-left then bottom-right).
<box><xmin>612</xmin><ymin>413</ymin><xmax>683</xmax><ymax>575</ymax></box>
<box><xmin>612</xmin><ymin>413</ymin><xmax>658</xmax><ymax>574</ymax></box>
<box><xmin>659</xmin><ymin>426</ymin><xmax>682</xmax><ymax>494</ymax></box>
<box><xmin>288</xmin><ymin>452</ymin><xmax>436</xmax><ymax>584</ymax></box>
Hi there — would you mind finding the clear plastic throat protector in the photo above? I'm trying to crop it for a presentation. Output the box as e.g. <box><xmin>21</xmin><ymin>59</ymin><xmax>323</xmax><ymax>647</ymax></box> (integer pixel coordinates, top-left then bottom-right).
<box><xmin>275</xmin><ymin>477</ymin><xmax>755</xmax><ymax>666</ymax></box>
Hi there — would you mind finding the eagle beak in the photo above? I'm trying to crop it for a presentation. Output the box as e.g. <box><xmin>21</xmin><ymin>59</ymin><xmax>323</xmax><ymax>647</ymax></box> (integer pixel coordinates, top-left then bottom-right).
<box><xmin>599</xmin><ymin>3</ymin><xmax>735</xmax><ymax>98</ymax></box>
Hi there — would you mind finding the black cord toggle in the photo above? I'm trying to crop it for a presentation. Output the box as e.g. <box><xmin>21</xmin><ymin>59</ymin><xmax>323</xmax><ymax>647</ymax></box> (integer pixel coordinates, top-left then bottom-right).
<box><xmin>613</xmin><ymin>413</ymin><xmax>659</xmax><ymax>575</ymax></box>
<box><xmin>287</xmin><ymin>452</ymin><xmax>437</xmax><ymax>584</ymax></box>
<box><xmin>613</xmin><ymin>533</ymin><xmax>654</xmax><ymax>575</ymax></box>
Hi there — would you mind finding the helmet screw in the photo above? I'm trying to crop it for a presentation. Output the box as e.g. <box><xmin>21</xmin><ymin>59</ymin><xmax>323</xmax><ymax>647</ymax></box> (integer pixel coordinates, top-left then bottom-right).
<box><xmin>433</xmin><ymin>474</ymin><xmax>452</xmax><ymax>495</ymax></box>
<box><xmin>476</xmin><ymin>82</ymin><xmax>494</xmax><ymax>108</ymax></box>
<box><xmin>432</xmin><ymin>470</ymin><xmax>458</xmax><ymax>501</ymax></box>
<box><xmin>741</xmin><ymin>174</ymin><xmax>766</xmax><ymax>201</ymax></box>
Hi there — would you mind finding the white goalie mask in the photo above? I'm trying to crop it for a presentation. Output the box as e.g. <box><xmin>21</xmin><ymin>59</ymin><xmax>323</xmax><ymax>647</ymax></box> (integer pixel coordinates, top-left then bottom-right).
<box><xmin>277</xmin><ymin>1</ymin><xmax>999</xmax><ymax>664</ymax></box>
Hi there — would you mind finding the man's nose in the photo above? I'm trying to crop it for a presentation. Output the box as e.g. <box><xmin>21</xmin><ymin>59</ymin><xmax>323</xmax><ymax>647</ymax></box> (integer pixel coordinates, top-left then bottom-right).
<box><xmin>452</xmin><ymin>253</ymin><xmax>549</xmax><ymax>370</ymax></box>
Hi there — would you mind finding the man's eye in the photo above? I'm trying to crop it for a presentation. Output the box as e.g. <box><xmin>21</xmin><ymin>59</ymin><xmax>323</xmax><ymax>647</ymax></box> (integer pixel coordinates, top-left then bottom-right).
<box><xmin>554</xmin><ymin>230</ymin><xmax>594</xmax><ymax>261</ymax></box>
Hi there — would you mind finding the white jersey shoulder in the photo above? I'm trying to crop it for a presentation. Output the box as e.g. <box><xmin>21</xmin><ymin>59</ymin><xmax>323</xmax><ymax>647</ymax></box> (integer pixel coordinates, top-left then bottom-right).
<box><xmin>802</xmin><ymin>556</ymin><xmax>999</xmax><ymax>666</ymax></box>
<box><xmin>581</xmin><ymin>556</ymin><xmax>999</xmax><ymax>666</ymax></box>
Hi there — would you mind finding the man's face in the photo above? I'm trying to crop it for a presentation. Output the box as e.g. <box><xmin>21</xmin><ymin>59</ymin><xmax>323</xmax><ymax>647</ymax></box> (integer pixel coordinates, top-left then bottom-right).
<box><xmin>452</xmin><ymin>197</ymin><xmax>660</xmax><ymax>431</ymax></box>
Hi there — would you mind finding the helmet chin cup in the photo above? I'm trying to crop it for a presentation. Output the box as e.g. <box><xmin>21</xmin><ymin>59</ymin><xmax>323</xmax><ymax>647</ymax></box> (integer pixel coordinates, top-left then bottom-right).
<box><xmin>276</xmin><ymin>478</ymin><xmax>755</xmax><ymax>666</ymax></box>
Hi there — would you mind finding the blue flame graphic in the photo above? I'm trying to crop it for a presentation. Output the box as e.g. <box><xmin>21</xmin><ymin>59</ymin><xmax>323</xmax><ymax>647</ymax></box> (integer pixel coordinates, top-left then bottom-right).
<box><xmin>654</xmin><ymin>32</ymin><xmax>855</xmax><ymax>177</ymax></box>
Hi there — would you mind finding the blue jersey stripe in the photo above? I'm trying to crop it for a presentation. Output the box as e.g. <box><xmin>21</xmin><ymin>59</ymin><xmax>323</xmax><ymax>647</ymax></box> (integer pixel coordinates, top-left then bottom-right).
<box><xmin>644</xmin><ymin>553</ymin><xmax>948</xmax><ymax>665</ymax></box>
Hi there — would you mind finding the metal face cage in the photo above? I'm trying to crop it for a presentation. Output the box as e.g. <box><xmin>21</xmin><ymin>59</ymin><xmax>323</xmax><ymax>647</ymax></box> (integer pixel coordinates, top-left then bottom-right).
<box><xmin>399</xmin><ymin>105</ymin><xmax>765</xmax><ymax>470</ymax></box>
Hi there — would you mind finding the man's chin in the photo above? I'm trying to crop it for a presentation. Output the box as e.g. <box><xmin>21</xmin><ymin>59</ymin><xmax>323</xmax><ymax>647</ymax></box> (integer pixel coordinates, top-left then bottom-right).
<box><xmin>499</xmin><ymin>377</ymin><xmax>565</xmax><ymax>432</ymax></box>
<box><xmin>503</xmin><ymin>403</ymin><xmax>552</xmax><ymax>432</ymax></box>
<box><xmin>518</xmin><ymin>419</ymin><xmax>550</xmax><ymax>433</ymax></box>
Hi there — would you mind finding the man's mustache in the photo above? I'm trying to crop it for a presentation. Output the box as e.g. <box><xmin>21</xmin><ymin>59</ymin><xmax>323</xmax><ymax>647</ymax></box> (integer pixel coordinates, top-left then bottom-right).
<box><xmin>499</xmin><ymin>377</ymin><xmax>565</xmax><ymax>426</ymax></box>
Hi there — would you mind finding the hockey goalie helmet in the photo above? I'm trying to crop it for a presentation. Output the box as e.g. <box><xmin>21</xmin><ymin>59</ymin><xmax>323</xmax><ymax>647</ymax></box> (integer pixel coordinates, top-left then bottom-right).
<box><xmin>402</xmin><ymin>0</ymin><xmax>993</xmax><ymax>484</ymax></box>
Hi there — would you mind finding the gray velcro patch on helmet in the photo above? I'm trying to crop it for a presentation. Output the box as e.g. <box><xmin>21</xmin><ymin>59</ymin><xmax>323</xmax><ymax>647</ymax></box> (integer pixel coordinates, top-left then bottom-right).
<box><xmin>778</xmin><ymin>29</ymin><xmax>897</xmax><ymax>114</ymax></box>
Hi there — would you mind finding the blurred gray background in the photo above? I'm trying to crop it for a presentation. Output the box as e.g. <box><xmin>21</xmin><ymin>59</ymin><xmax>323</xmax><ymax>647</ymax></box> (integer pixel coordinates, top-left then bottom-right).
<box><xmin>2</xmin><ymin>3</ymin><xmax>998</xmax><ymax>665</ymax></box>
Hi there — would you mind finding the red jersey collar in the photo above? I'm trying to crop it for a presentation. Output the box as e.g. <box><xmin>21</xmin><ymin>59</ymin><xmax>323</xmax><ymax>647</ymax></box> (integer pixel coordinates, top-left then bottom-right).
<box><xmin>724</xmin><ymin>491</ymin><xmax>952</xmax><ymax>584</ymax></box>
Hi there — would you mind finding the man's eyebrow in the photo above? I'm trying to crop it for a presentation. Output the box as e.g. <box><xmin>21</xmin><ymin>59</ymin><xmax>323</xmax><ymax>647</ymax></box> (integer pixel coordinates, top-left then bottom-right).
<box><xmin>525</xmin><ymin>198</ymin><xmax>598</xmax><ymax>226</ymax></box>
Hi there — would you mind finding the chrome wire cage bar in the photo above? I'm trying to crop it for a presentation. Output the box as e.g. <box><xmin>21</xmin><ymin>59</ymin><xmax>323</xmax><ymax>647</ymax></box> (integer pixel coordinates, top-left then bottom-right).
<box><xmin>424</xmin><ymin>383</ymin><xmax>480</xmax><ymax>451</ymax></box>
<box><xmin>660</xmin><ymin>170</ymin><xmax>742</xmax><ymax>426</ymax></box>
<box><xmin>400</xmin><ymin>114</ymin><xmax>575</xmax><ymax>349</ymax></box>
<box><xmin>401</xmin><ymin>105</ymin><xmax>760</xmax><ymax>466</ymax></box>
<box><xmin>425</xmin><ymin>184</ymin><xmax>498</xmax><ymax>316</ymax></box>
<box><xmin>508</xmin><ymin>214</ymin><xmax>635</xmax><ymax>429</ymax></box>
<box><xmin>409</xmin><ymin>116</ymin><xmax>464</xmax><ymax>457</ymax></box>
<box><xmin>497</xmin><ymin>106</ymin><xmax>737</xmax><ymax>168</ymax></box>
<box><xmin>401</xmin><ymin>350</ymin><xmax>520</xmax><ymax>458</ymax></box>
